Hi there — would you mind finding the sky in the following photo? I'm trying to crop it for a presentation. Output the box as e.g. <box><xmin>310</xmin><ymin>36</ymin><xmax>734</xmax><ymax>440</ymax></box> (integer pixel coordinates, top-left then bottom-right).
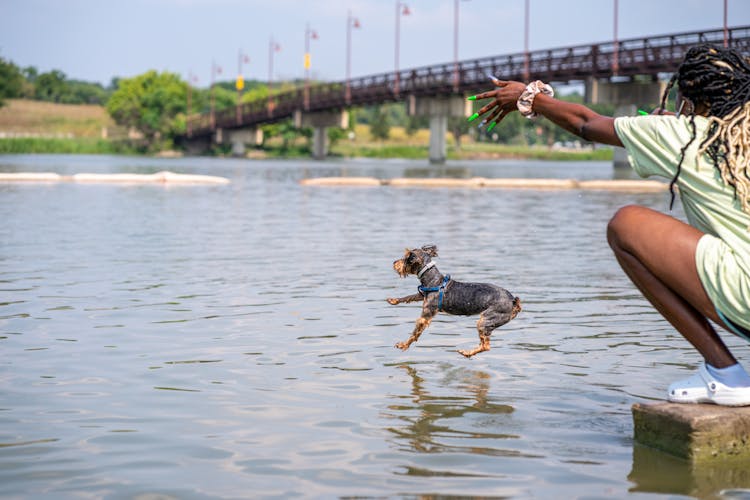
<box><xmin>2</xmin><ymin>0</ymin><xmax>750</xmax><ymax>88</ymax></box>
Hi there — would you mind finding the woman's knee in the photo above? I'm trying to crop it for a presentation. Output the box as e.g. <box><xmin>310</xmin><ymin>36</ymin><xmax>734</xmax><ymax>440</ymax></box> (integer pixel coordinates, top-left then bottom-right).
<box><xmin>607</xmin><ymin>205</ymin><xmax>645</xmax><ymax>250</ymax></box>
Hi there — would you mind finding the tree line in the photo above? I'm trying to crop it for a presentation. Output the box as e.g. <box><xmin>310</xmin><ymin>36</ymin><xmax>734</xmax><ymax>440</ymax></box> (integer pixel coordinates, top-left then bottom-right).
<box><xmin>1</xmin><ymin>55</ymin><xmax>601</xmax><ymax>153</ymax></box>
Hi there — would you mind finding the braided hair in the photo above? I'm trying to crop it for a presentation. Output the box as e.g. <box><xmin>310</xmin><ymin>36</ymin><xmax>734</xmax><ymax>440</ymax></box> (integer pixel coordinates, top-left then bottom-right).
<box><xmin>658</xmin><ymin>44</ymin><xmax>750</xmax><ymax>218</ymax></box>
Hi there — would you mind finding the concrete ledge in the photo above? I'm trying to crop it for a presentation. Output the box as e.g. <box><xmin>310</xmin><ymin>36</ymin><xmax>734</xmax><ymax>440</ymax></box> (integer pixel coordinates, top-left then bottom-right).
<box><xmin>0</xmin><ymin>172</ymin><xmax>63</xmax><ymax>182</ymax></box>
<box><xmin>632</xmin><ymin>402</ymin><xmax>750</xmax><ymax>462</ymax></box>
<box><xmin>578</xmin><ymin>179</ymin><xmax>667</xmax><ymax>191</ymax></box>
<box><xmin>299</xmin><ymin>176</ymin><xmax>668</xmax><ymax>192</ymax></box>
<box><xmin>0</xmin><ymin>171</ymin><xmax>229</xmax><ymax>185</ymax></box>
<box><xmin>481</xmin><ymin>178</ymin><xmax>578</xmax><ymax>189</ymax></box>
<box><xmin>388</xmin><ymin>177</ymin><xmax>484</xmax><ymax>188</ymax></box>
<box><xmin>300</xmin><ymin>176</ymin><xmax>382</xmax><ymax>186</ymax></box>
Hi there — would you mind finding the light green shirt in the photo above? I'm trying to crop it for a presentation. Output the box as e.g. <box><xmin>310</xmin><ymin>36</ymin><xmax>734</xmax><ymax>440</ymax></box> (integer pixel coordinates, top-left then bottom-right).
<box><xmin>615</xmin><ymin>115</ymin><xmax>750</xmax><ymax>330</ymax></box>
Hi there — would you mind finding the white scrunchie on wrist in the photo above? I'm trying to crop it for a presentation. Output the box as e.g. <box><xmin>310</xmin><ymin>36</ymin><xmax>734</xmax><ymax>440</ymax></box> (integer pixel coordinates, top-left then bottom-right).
<box><xmin>517</xmin><ymin>80</ymin><xmax>554</xmax><ymax>119</ymax></box>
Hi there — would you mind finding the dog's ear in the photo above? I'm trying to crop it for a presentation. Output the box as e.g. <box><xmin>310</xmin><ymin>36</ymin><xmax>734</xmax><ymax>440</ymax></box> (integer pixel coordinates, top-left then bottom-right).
<box><xmin>421</xmin><ymin>244</ymin><xmax>438</xmax><ymax>257</ymax></box>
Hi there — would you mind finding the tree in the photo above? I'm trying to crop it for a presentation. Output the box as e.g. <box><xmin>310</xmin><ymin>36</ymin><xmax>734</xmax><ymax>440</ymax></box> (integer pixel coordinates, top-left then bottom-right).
<box><xmin>106</xmin><ymin>70</ymin><xmax>187</xmax><ymax>148</ymax></box>
<box><xmin>0</xmin><ymin>57</ymin><xmax>25</xmax><ymax>106</ymax></box>
<box><xmin>448</xmin><ymin>116</ymin><xmax>471</xmax><ymax>150</ymax></box>
<box><xmin>35</xmin><ymin>70</ymin><xmax>68</xmax><ymax>102</ymax></box>
<box><xmin>370</xmin><ymin>106</ymin><xmax>390</xmax><ymax>140</ymax></box>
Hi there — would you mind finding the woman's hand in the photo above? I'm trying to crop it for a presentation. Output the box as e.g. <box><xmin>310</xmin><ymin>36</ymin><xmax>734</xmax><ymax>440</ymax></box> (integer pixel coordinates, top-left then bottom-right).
<box><xmin>469</xmin><ymin>80</ymin><xmax>526</xmax><ymax>128</ymax></box>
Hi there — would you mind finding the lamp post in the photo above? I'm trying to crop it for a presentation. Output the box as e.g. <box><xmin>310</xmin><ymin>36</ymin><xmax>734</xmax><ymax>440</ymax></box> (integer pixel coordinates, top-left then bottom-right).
<box><xmin>346</xmin><ymin>10</ymin><xmax>361</xmax><ymax>104</ymax></box>
<box><xmin>210</xmin><ymin>60</ymin><xmax>222</xmax><ymax>130</ymax></box>
<box><xmin>453</xmin><ymin>0</ymin><xmax>470</xmax><ymax>93</ymax></box>
<box><xmin>304</xmin><ymin>23</ymin><xmax>319</xmax><ymax>110</ymax></box>
<box><xmin>268</xmin><ymin>36</ymin><xmax>281</xmax><ymax>116</ymax></box>
<box><xmin>724</xmin><ymin>0</ymin><xmax>729</xmax><ymax>48</ymax></box>
<box><xmin>236</xmin><ymin>50</ymin><xmax>250</xmax><ymax>125</ymax></box>
<box><xmin>523</xmin><ymin>0</ymin><xmax>530</xmax><ymax>82</ymax></box>
<box><xmin>186</xmin><ymin>72</ymin><xmax>198</xmax><ymax>137</ymax></box>
<box><xmin>394</xmin><ymin>1</ymin><xmax>410</xmax><ymax>96</ymax></box>
<box><xmin>613</xmin><ymin>0</ymin><xmax>619</xmax><ymax>76</ymax></box>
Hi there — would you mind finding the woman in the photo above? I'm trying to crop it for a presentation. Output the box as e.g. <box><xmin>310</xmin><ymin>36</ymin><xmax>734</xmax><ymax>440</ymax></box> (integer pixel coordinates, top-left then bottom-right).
<box><xmin>471</xmin><ymin>44</ymin><xmax>750</xmax><ymax>406</ymax></box>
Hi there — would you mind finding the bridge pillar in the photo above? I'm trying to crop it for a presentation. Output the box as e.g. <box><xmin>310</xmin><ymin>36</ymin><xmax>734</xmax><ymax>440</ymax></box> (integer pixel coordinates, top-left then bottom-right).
<box><xmin>408</xmin><ymin>96</ymin><xmax>471</xmax><ymax>164</ymax></box>
<box><xmin>215</xmin><ymin>128</ymin><xmax>264</xmax><ymax>157</ymax></box>
<box><xmin>584</xmin><ymin>78</ymin><xmax>667</xmax><ymax>168</ymax></box>
<box><xmin>294</xmin><ymin>110</ymin><xmax>349</xmax><ymax>160</ymax></box>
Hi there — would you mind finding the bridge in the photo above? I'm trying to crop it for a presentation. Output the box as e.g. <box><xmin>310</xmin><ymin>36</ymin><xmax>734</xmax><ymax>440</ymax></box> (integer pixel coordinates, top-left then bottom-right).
<box><xmin>183</xmin><ymin>25</ymin><xmax>750</xmax><ymax>163</ymax></box>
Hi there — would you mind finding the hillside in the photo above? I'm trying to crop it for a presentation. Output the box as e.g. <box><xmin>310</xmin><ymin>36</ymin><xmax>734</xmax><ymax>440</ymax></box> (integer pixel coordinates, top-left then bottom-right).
<box><xmin>0</xmin><ymin>99</ymin><xmax>115</xmax><ymax>138</ymax></box>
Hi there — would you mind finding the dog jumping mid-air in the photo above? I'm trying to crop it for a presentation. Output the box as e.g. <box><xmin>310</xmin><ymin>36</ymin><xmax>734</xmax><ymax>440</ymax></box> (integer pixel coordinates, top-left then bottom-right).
<box><xmin>387</xmin><ymin>245</ymin><xmax>521</xmax><ymax>358</ymax></box>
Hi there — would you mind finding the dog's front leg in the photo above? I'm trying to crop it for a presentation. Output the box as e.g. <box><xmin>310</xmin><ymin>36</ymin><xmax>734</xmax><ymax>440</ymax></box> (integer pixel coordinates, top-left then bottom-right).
<box><xmin>386</xmin><ymin>292</ymin><xmax>422</xmax><ymax>305</ymax></box>
<box><xmin>395</xmin><ymin>301</ymin><xmax>437</xmax><ymax>351</ymax></box>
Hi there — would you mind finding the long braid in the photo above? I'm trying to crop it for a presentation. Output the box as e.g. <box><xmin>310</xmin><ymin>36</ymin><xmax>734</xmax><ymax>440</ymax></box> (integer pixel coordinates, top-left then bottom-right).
<box><xmin>660</xmin><ymin>45</ymin><xmax>750</xmax><ymax>219</ymax></box>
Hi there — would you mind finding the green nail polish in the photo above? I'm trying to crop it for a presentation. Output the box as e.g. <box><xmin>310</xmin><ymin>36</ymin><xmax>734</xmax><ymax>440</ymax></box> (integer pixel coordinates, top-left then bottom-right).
<box><xmin>486</xmin><ymin>122</ymin><xmax>497</xmax><ymax>132</ymax></box>
<box><xmin>468</xmin><ymin>113</ymin><xmax>479</xmax><ymax>122</ymax></box>
<box><xmin>467</xmin><ymin>95</ymin><xmax>477</xmax><ymax>101</ymax></box>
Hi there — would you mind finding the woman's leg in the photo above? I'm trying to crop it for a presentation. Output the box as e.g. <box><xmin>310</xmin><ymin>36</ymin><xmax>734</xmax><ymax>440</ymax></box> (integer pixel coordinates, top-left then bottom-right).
<box><xmin>606</xmin><ymin>205</ymin><xmax>737</xmax><ymax>368</ymax></box>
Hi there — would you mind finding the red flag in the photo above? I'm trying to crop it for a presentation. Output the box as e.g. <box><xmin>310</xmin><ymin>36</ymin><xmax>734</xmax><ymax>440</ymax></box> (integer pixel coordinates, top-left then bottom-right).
<box><xmin>274</xmin><ymin>43</ymin><xmax>281</xmax><ymax>52</ymax></box>
<box><xmin>311</xmin><ymin>30</ymin><xmax>319</xmax><ymax>40</ymax></box>
<box><xmin>402</xmin><ymin>4</ymin><xmax>410</xmax><ymax>15</ymax></box>
<box><xmin>353</xmin><ymin>18</ymin><xmax>361</xmax><ymax>28</ymax></box>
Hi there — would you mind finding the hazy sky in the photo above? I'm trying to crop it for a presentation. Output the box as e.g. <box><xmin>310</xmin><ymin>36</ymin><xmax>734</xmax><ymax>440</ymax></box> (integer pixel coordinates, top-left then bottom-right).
<box><xmin>2</xmin><ymin>0</ymin><xmax>749</xmax><ymax>87</ymax></box>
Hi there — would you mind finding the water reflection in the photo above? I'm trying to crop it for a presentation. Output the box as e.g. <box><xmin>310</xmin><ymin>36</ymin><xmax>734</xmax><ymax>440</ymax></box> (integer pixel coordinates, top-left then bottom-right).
<box><xmin>629</xmin><ymin>444</ymin><xmax>750</xmax><ymax>497</ymax></box>
<box><xmin>384</xmin><ymin>363</ymin><xmax>520</xmax><ymax>458</ymax></box>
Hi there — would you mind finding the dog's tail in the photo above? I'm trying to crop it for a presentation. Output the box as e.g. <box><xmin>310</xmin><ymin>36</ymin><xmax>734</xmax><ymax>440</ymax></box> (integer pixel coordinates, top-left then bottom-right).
<box><xmin>510</xmin><ymin>297</ymin><xmax>522</xmax><ymax>320</ymax></box>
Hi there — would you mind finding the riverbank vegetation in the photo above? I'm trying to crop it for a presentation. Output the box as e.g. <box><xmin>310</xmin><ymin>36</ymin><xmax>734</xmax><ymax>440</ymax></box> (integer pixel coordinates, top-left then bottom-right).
<box><xmin>1</xmin><ymin>54</ymin><xmax>614</xmax><ymax>160</ymax></box>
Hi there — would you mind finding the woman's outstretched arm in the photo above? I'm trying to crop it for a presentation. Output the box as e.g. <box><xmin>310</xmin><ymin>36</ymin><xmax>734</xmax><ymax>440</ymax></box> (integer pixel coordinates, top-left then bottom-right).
<box><xmin>472</xmin><ymin>80</ymin><xmax>623</xmax><ymax>147</ymax></box>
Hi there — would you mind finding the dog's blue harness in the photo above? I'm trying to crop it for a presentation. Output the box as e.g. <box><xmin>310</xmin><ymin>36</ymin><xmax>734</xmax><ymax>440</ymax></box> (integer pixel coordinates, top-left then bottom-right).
<box><xmin>419</xmin><ymin>275</ymin><xmax>451</xmax><ymax>311</ymax></box>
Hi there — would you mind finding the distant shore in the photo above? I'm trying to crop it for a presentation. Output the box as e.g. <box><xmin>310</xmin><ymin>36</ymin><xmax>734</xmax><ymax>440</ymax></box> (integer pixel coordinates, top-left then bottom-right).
<box><xmin>0</xmin><ymin>98</ymin><xmax>613</xmax><ymax>161</ymax></box>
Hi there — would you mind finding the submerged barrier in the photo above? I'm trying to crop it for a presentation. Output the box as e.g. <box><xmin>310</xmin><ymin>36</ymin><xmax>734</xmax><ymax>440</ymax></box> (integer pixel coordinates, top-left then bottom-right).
<box><xmin>300</xmin><ymin>176</ymin><xmax>668</xmax><ymax>191</ymax></box>
<box><xmin>0</xmin><ymin>171</ymin><xmax>230</xmax><ymax>184</ymax></box>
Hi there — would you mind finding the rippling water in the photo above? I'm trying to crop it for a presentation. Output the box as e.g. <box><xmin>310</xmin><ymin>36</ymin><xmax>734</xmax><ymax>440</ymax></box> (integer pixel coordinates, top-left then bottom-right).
<box><xmin>2</xmin><ymin>154</ymin><xmax>749</xmax><ymax>498</ymax></box>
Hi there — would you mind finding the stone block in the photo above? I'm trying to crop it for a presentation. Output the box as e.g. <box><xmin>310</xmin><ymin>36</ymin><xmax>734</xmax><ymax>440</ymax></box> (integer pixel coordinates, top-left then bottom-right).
<box><xmin>632</xmin><ymin>402</ymin><xmax>750</xmax><ymax>462</ymax></box>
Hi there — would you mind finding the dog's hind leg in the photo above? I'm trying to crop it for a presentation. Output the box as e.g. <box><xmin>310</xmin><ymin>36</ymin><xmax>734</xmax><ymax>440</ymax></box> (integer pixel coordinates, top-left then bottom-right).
<box><xmin>458</xmin><ymin>310</ymin><xmax>511</xmax><ymax>358</ymax></box>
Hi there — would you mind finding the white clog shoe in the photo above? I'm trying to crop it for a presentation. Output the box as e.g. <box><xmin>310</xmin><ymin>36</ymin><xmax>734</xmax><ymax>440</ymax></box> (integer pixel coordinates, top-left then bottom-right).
<box><xmin>667</xmin><ymin>364</ymin><xmax>750</xmax><ymax>406</ymax></box>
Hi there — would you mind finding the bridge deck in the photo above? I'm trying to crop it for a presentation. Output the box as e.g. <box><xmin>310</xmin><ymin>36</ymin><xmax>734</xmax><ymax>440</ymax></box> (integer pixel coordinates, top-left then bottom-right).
<box><xmin>185</xmin><ymin>26</ymin><xmax>750</xmax><ymax>138</ymax></box>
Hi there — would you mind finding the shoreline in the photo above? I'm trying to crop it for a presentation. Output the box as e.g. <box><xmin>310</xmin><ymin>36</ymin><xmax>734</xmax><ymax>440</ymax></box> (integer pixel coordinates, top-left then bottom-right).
<box><xmin>0</xmin><ymin>137</ymin><xmax>613</xmax><ymax>162</ymax></box>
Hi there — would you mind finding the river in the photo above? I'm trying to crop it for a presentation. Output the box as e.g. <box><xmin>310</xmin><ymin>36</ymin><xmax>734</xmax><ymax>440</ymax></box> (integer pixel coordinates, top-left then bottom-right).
<box><xmin>1</xmin><ymin>154</ymin><xmax>749</xmax><ymax>498</ymax></box>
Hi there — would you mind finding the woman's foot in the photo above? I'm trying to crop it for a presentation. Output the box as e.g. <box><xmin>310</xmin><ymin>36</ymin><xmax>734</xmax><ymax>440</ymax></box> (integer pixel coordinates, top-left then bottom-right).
<box><xmin>668</xmin><ymin>363</ymin><xmax>750</xmax><ymax>406</ymax></box>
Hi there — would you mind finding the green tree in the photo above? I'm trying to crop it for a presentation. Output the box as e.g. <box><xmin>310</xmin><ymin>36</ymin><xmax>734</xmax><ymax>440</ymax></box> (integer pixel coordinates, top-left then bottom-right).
<box><xmin>0</xmin><ymin>57</ymin><xmax>25</xmax><ymax>106</ymax></box>
<box><xmin>370</xmin><ymin>106</ymin><xmax>390</xmax><ymax>140</ymax></box>
<box><xmin>106</xmin><ymin>70</ymin><xmax>187</xmax><ymax>148</ymax></box>
<box><xmin>35</xmin><ymin>70</ymin><xmax>68</xmax><ymax>102</ymax></box>
<box><xmin>448</xmin><ymin>116</ymin><xmax>471</xmax><ymax>150</ymax></box>
<box><xmin>405</xmin><ymin>115</ymin><xmax>427</xmax><ymax>137</ymax></box>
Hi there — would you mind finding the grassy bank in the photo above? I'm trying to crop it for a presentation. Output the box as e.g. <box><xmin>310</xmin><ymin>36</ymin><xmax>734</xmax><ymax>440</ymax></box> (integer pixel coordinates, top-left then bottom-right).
<box><xmin>0</xmin><ymin>99</ymin><xmax>115</xmax><ymax>138</ymax></box>
<box><xmin>0</xmin><ymin>137</ymin><xmax>136</xmax><ymax>154</ymax></box>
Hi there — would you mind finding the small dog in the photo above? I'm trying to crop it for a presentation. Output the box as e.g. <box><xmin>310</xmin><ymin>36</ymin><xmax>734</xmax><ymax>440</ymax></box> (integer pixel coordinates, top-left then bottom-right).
<box><xmin>387</xmin><ymin>245</ymin><xmax>521</xmax><ymax>357</ymax></box>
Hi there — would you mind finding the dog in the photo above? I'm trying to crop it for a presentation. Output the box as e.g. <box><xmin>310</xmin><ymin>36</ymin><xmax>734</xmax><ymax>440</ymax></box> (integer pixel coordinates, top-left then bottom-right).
<box><xmin>387</xmin><ymin>245</ymin><xmax>521</xmax><ymax>358</ymax></box>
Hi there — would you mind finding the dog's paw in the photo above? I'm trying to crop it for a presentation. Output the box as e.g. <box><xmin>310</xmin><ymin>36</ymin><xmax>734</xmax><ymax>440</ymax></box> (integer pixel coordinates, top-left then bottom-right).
<box><xmin>457</xmin><ymin>349</ymin><xmax>476</xmax><ymax>358</ymax></box>
<box><xmin>386</xmin><ymin>298</ymin><xmax>399</xmax><ymax>305</ymax></box>
<box><xmin>395</xmin><ymin>341</ymin><xmax>411</xmax><ymax>351</ymax></box>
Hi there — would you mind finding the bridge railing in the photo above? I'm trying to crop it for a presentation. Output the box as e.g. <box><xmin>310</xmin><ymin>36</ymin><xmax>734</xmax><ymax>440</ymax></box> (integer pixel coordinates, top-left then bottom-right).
<box><xmin>188</xmin><ymin>25</ymin><xmax>750</xmax><ymax>138</ymax></box>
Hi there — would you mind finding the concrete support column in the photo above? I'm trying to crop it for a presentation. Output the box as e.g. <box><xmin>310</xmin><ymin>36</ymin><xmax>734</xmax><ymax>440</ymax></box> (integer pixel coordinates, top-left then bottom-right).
<box><xmin>428</xmin><ymin>115</ymin><xmax>448</xmax><ymax>164</ymax></box>
<box><xmin>294</xmin><ymin>110</ymin><xmax>349</xmax><ymax>161</ymax></box>
<box><xmin>214</xmin><ymin>128</ymin><xmax>263</xmax><ymax>157</ymax></box>
<box><xmin>312</xmin><ymin>127</ymin><xmax>327</xmax><ymax>160</ymax></box>
<box><xmin>408</xmin><ymin>96</ymin><xmax>471</xmax><ymax>164</ymax></box>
